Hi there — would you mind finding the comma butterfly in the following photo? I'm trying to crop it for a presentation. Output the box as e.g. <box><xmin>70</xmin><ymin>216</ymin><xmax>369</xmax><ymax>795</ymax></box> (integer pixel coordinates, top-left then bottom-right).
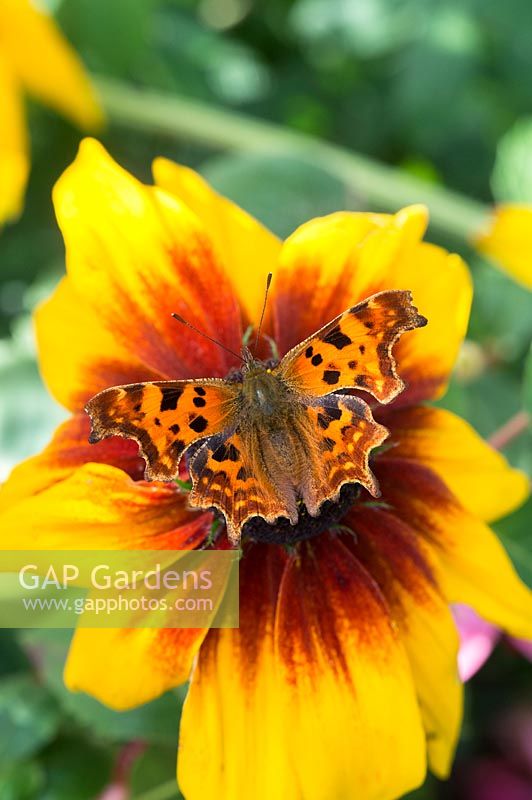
<box><xmin>86</xmin><ymin>279</ymin><xmax>427</xmax><ymax>542</ymax></box>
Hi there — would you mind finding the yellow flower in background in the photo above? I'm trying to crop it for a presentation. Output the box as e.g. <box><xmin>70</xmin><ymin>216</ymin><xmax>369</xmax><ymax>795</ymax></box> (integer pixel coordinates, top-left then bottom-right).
<box><xmin>0</xmin><ymin>139</ymin><xmax>531</xmax><ymax>800</ymax></box>
<box><xmin>0</xmin><ymin>0</ymin><xmax>103</xmax><ymax>224</ymax></box>
<box><xmin>475</xmin><ymin>204</ymin><xmax>532</xmax><ymax>289</ymax></box>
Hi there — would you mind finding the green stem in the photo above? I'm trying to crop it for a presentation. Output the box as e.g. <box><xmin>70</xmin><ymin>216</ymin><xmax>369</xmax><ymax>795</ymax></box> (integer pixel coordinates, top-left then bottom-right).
<box><xmin>94</xmin><ymin>77</ymin><xmax>488</xmax><ymax>242</ymax></box>
<box><xmin>131</xmin><ymin>778</ymin><xmax>180</xmax><ymax>800</ymax></box>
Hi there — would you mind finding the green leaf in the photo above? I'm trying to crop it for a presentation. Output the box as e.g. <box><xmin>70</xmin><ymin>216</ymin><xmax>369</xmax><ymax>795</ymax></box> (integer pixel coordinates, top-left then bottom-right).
<box><xmin>493</xmin><ymin>498</ymin><xmax>532</xmax><ymax>587</ymax></box>
<box><xmin>0</xmin><ymin>633</ymin><xmax>31</xmax><ymax>678</ymax></box>
<box><xmin>0</xmin><ymin>761</ymin><xmax>44</xmax><ymax>800</ymax></box>
<box><xmin>468</xmin><ymin>259</ymin><xmax>532</xmax><ymax>362</ymax></box>
<box><xmin>20</xmin><ymin>630</ymin><xmax>184</xmax><ymax>745</ymax></box>
<box><xmin>39</xmin><ymin>737</ymin><xmax>113</xmax><ymax>800</ymax></box>
<box><xmin>492</xmin><ymin>117</ymin><xmax>532</xmax><ymax>203</ymax></box>
<box><xmin>0</xmin><ymin>349</ymin><xmax>66</xmax><ymax>481</ymax></box>
<box><xmin>523</xmin><ymin>345</ymin><xmax>532</xmax><ymax>416</ymax></box>
<box><xmin>130</xmin><ymin>746</ymin><xmax>181</xmax><ymax>798</ymax></box>
<box><xmin>58</xmin><ymin>0</ymin><xmax>153</xmax><ymax>76</ymax></box>
<box><xmin>0</xmin><ymin>675</ymin><xmax>60</xmax><ymax>767</ymax></box>
<box><xmin>201</xmin><ymin>153</ymin><xmax>354</xmax><ymax>239</ymax></box>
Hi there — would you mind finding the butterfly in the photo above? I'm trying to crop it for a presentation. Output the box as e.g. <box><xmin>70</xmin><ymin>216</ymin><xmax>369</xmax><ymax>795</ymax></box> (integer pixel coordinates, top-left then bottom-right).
<box><xmin>86</xmin><ymin>286</ymin><xmax>427</xmax><ymax>543</ymax></box>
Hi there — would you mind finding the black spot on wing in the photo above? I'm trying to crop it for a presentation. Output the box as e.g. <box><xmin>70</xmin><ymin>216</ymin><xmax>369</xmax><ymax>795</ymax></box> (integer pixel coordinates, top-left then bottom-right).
<box><xmin>348</xmin><ymin>360</ymin><xmax>357</xmax><ymax>370</ymax></box>
<box><xmin>154</xmin><ymin>417</ymin><xmax>162</xmax><ymax>426</ymax></box>
<box><xmin>194</xmin><ymin>386</ymin><xmax>206</xmax><ymax>396</ymax></box>
<box><xmin>170</xmin><ymin>423</ymin><xmax>180</xmax><ymax>434</ymax></box>
<box><xmin>356</xmin><ymin>375</ymin><xmax>371</xmax><ymax>389</ymax></box>
<box><xmin>305</xmin><ymin>346</ymin><xmax>314</xmax><ymax>359</ymax></box>
<box><xmin>323</xmin><ymin>369</ymin><xmax>340</xmax><ymax>385</ymax></box>
<box><xmin>359</xmin><ymin>345</ymin><xmax>366</xmax><ymax>354</ymax></box>
<box><xmin>311</xmin><ymin>353</ymin><xmax>323</xmax><ymax>366</ymax></box>
<box><xmin>171</xmin><ymin>439</ymin><xmax>187</xmax><ymax>457</ymax></box>
<box><xmin>189</xmin><ymin>415</ymin><xmax>208</xmax><ymax>433</ymax></box>
<box><xmin>193</xmin><ymin>396</ymin><xmax>207</xmax><ymax>408</ymax></box>
<box><xmin>317</xmin><ymin>413</ymin><xmax>330</xmax><ymax>430</ymax></box>
<box><xmin>236</xmin><ymin>466</ymin><xmax>248</xmax><ymax>481</ymax></box>
<box><xmin>321</xmin><ymin>324</ymin><xmax>351</xmax><ymax>350</ymax></box>
<box><xmin>160</xmin><ymin>386</ymin><xmax>184</xmax><ymax>412</ymax></box>
<box><xmin>212</xmin><ymin>442</ymin><xmax>240</xmax><ymax>462</ymax></box>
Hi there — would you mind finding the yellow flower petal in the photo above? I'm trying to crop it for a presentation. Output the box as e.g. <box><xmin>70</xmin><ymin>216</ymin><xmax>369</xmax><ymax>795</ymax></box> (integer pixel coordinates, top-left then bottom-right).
<box><xmin>0</xmin><ymin>0</ymin><xmax>103</xmax><ymax>130</ymax></box>
<box><xmin>50</xmin><ymin>139</ymin><xmax>243</xmax><ymax>395</ymax></box>
<box><xmin>349</xmin><ymin>508</ymin><xmax>462</xmax><ymax>778</ymax></box>
<box><xmin>65</xmin><ymin>627</ymin><xmax>205</xmax><ymax>710</ymax></box>
<box><xmin>153</xmin><ymin>157</ymin><xmax>281</xmax><ymax>324</ymax></box>
<box><xmin>379</xmin><ymin>461</ymin><xmax>532</xmax><ymax>640</ymax></box>
<box><xmin>36</xmin><ymin>277</ymin><xmax>163</xmax><ymax>411</ymax></box>
<box><xmin>179</xmin><ymin>539</ymin><xmax>426</xmax><ymax>800</ymax></box>
<box><xmin>272</xmin><ymin>205</ymin><xmax>472</xmax><ymax>402</ymax></box>
<box><xmin>0</xmin><ymin>462</ymin><xmax>209</xmax><ymax>550</ymax></box>
<box><xmin>0</xmin><ymin>414</ymin><xmax>144</xmax><ymax>510</ymax></box>
<box><xmin>385</xmin><ymin>406</ymin><xmax>529</xmax><ymax>522</ymax></box>
<box><xmin>0</xmin><ymin>53</ymin><xmax>28</xmax><ymax>223</ymax></box>
<box><xmin>179</xmin><ymin>546</ymin><xmax>291</xmax><ymax>800</ymax></box>
<box><xmin>475</xmin><ymin>205</ymin><xmax>532</xmax><ymax>289</ymax></box>
<box><xmin>400</xmin><ymin>584</ymin><xmax>462</xmax><ymax>777</ymax></box>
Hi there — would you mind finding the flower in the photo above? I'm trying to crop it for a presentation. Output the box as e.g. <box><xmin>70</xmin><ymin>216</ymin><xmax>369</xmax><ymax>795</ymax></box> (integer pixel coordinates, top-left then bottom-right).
<box><xmin>454</xmin><ymin>604</ymin><xmax>532</xmax><ymax>682</ymax></box>
<box><xmin>1</xmin><ymin>138</ymin><xmax>531</xmax><ymax>800</ymax></box>
<box><xmin>0</xmin><ymin>0</ymin><xmax>102</xmax><ymax>224</ymax></box>
<box><xmin>475</xmin><ymin>205</ymin><xmax>532</xmax><ymax>289</ymax></box>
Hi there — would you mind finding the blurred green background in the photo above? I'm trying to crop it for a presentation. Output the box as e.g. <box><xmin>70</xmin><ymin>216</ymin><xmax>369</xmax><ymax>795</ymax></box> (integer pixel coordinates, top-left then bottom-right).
<box><xmin>1</xmin><ymin>1</ymin><xmax>531</xmax><ymax>798</ymax></box>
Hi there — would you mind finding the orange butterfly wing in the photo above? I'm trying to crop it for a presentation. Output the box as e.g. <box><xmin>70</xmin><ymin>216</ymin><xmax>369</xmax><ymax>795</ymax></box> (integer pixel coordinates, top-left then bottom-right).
<box><xmin>277</xmin><ymin>290</ymin><xmax>427</xmax><ymax>402</ymax></box>
<box><xmin>86</xmin><ymin>380</ymin><xmax>239</xmax><ymax>481</ymax></box>
<box><xmin>188</xmin><ymin>430</ymin><xmax>289</xmax><ymax>542</ymax></box>
<box><xmin>303</xmin><ymin>395</ymin><xmax>389</xmax><ymax>513</ymax></box>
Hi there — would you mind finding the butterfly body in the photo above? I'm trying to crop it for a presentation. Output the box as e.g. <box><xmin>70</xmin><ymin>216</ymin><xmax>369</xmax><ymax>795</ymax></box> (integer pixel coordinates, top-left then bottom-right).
<box><xmin>239</xmin><ymin>352</ymin><xmax>291</xmax><ymax>418</ymax></box>
<box><xmin>86</xmin><ymin>290</ymin><xmax>427</xmax><ymax>542</ymax></box>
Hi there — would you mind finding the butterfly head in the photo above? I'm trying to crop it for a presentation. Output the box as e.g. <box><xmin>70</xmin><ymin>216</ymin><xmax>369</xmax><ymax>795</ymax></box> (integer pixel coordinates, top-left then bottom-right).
<box><xmin>239</xmin><ymin>347</ymin><xmax>285</xmax><ymax>416</ymax></box>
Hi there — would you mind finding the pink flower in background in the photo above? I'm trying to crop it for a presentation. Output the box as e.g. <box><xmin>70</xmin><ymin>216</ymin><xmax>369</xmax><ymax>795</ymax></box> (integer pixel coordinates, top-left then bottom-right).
<box><xmin>454</xmin><ymin>604</ymin><xmax>532</xmax><ymax>681</ymax></box>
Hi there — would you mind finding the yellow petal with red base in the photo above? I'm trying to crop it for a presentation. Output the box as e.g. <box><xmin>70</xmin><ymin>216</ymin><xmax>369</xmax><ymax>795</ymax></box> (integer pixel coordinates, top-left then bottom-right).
<box><xmin>179</xmin><ymin>538</ymin><xmax>426</xmax><ymax>800</ymax></box>
<box><xmin>179</xmin><ymin>545</ymin><xmax>293</xmax><ymax>800</ymax></box>
<box><xmin>36</xmin><ymin>277</ymin><xmax>163</xmax><ymax>411</ymax></box>
<box><xmin>378</xmin><ymin>460</ymin><xmax>532</xmax><ymax>640</ymax></box>
<box><xmin>348</xmin><ymin>509</ymin><xmax>462</xmax><ymax>777</ymax></box>
<box><xmin>0</xmin><ymin>462</ymin><xmax>210</xmax><ymax>550</ymax></box>
<box><xmin>272</xmin><ymin>205</ymin><xmax>471</xmax><ymax>403</ymax></box>
<box><xmin>0</xmin><ymin>0</ymin><xmax>103</xmax><ymax>130</ymax></box>
<box><xmin>0</xmin><ymin>415</ymin><xmax>144</xmax><ymax>510</ymax></box>
<box><xmin>153</xmin><ymin>157</ymin><xmax>281</xmax><ymax>325</ymax></box>
<box><xmin>475</xmin><ymin>205</ymin><xmax>532</xmax><ymax>289</ymax></box>
<box><xmin>49</xmin><ymin>140</ymin><xmax>243</xmax><ymax>396</ymax></box>
<box><xmin>274</xmin><ymin>535</ymin><xmax>426</xmax><ymax>800</ymax></box>
<box><xmin>383</xmin><ymin>406</ymin><xmax>529</xmax><ymax>522</ymax></box>
<box><xmin>65</xmin><ymin>627</ymin><xmax>205</xmax><ymax>710</ymax></box>
<box><xmin>0</xmin><ymin>53</ymin><xmax>28</xmax><ymax>223</ymax></box>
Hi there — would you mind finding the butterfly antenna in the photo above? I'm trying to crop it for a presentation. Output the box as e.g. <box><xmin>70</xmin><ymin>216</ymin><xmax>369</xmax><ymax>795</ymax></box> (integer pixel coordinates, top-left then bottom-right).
<box><xmin>171</xmin><ymin>313</ymin><xmax>245</xmax><ymax>363</ymax></box>
<box><xmin>253</xmin><ymin>272</ymin><xmax>273</xmax><ymax>354</ymax></box>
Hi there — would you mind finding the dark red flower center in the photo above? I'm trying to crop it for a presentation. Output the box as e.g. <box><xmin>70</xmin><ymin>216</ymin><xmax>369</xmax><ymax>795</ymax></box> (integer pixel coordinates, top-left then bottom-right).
<box><xmin>240</xmin><ymin>484</ymin><xmax>361</xmax><ymax>544</ymax></box>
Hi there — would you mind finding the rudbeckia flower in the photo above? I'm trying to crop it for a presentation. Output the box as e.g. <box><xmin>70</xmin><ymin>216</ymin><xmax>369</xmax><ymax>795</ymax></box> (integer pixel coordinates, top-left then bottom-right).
<box><xmin>0</xmin><ymin>0</ymin><xmax>102</xmax><ymax>224</ymax></box>
<box><xmin>1</xmin><ymin>139</ymin><xmax>531</xmax><ymax>800</ymax></box>
<box><xmin>475</xmin><ymin>205</ymin><xmax>532</xmax><ymax>289</ymax></box>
